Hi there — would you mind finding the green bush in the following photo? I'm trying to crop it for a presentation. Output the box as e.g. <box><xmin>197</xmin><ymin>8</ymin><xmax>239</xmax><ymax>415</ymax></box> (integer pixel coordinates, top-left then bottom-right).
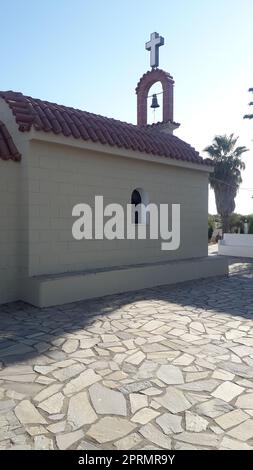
<box><xmin>208</xmin><ymin>225</ymin><xmax>213</xmax><ymax>240</ymax></box>
<box><xmin>249</xmin><ymin>219</ymin><xmax>253</xmax><ymax>234</ymax></box>
<box><xmin>208</xmin><ymin>215</ymin><xmax>215</xmax><ymax>240</ymax></box>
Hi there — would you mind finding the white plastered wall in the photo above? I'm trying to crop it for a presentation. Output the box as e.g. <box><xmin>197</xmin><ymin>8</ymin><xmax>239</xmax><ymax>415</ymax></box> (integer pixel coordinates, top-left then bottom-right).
<box><xmin>0</xmin><ymin>98</ymin><xmax>29</xmax><ymax>303</ymax></box>
<box><xmin>27</xmin><ymin>138</ymin><xmax>210</xmax><ymax>277</ymax></box>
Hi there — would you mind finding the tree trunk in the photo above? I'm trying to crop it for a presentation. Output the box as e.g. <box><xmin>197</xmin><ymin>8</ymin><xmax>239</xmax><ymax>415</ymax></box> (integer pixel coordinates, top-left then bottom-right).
<box><xmin>214</xmin><ymin>184</ymin><xmax>236</xmax><ymax>235</ymax></box>
<box><xmin>221</xmin><ymin>215</ymin><xmax>230</xmax><ymax>234</ymax></box>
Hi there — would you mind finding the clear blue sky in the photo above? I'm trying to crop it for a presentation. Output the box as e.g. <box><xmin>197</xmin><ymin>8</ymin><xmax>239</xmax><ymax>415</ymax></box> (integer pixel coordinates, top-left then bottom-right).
<box><xmin>1</xmin><ymin>0</ymin><xmax>253</xmax><ymax>213</ymax></box>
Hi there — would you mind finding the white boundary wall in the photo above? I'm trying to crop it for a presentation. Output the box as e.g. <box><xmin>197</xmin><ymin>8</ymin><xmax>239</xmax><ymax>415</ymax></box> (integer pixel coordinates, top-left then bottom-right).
<box><xmin>219</xmin><ymin>234</ymin><xmax>253</xmax><ymax>258</ymax></box>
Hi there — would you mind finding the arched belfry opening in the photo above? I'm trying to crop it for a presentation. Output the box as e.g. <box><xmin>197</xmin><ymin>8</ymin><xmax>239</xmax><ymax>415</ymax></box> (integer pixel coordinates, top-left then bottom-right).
<box><xmin>136</xmin><ymin>69</ymin><xmax>175</xmax><ymax>127</ymax></box>
<box><xmin>135</xmin><ymin>32</ymin><xmax>180</xmax><ymax>133</ymax></box>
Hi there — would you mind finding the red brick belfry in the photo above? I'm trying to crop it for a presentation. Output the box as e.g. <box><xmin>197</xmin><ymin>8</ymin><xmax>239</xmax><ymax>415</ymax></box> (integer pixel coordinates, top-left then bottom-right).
<box><xmin>136</xmin><ymin>68</ymin><xmax>175</xmax><ymax>127</ymax></box>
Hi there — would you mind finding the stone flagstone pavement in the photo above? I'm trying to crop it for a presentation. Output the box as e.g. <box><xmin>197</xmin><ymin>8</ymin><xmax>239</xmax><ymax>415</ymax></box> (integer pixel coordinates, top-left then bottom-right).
<box><xmin>1</xmin><ymin>256</ymin><xmax>253</xmax><ymax>450</ymax></box>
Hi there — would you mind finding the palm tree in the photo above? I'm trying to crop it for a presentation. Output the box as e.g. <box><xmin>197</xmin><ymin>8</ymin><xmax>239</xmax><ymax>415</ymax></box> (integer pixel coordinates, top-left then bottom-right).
<box><xmin>204</xmin><ymin>134</ymin><xmax>248</xmax><ymax>233</ymax></box>
<box><xmin>244</xmin><ymin>88</ymin><xmax>253</xmax><ymax>120</ymax></box>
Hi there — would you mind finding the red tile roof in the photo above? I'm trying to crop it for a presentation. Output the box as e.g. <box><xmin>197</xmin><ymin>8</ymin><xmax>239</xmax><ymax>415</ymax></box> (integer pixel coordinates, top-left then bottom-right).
<box><xmin>0</xmin><ymin>120</ymin><xmax>21</xmax><ymax>161</ymax></box>
<box><xmin>0</xmin><ymin>91</ymin><xmax>212</xmax><ymax>166</ymax></box>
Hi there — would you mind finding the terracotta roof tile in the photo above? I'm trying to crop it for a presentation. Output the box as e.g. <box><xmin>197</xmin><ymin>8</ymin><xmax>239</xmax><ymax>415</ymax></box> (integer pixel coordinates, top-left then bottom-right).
<box><xmin>0</xmin><ymin>120</ymin><xmax>21</xmax><ymax>161</ymax></box>
<box><xmin>0</xmin><ymin>91</ymin><xmax>212</xmax><ymax>166</ymax></box>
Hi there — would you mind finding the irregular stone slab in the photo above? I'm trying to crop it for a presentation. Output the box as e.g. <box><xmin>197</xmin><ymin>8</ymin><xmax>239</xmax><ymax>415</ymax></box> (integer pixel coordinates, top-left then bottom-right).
<box><xmin>52</xmin><ymin>363</ymin><xmax>84</xmax><ymax>382</ymax></box>
<box><xmin>26</xmin><ymin>425</ymin><xmax>47</xmax><ymax>436</ymax></box>
<box><xmin>120</xmin><ymin>381</ymin><xmax>152</xmax><ymax>394</ymax></box>
<box><xmin>196</xmin><ymin>398</ymin><xmax>233</xmax><ymax>418</ymax></box>
<box><xmin>89</xmin><ymin>360</ymin><xmax>110</xmax><ymax>370</ymax></box>
<box><xmin>6</xmin><ymin>390</ymin><xmax>26</xmax><ymax>400</ymax></box>
<box><xmin>235</xmin><ymin>337</ymin><xmax>253</xmax><ymax>347</ymax></box>
<box><xmin>106</xmin><ymin>371</ymin><xmax>128</xmax><ymax>381</ymax></box>
<box><xmin>139</xmin><ymin>423</ymin><xmax>171</xmax><ymax>449</ymax></box>
<box><xmin>134</xmin><ymin>361</ymin><xmax>157</xmax><ymax>379</ymax></box>
<box><xmin>70</xmin><ymin>349</ymin><xmax>95</xmax><ymax>358</ymax></box>
<box><xmin>36</xmin><ymin>377</ymin><xmax>56</xmax><ymax>385</ymax></box>
<box><xmin>155</xmin><ymin>387</ymin><xmax>191</xmax><ymax>413</ymax></box>
<box><xmin>56</xmin><ymin>430</ymin><xmax>84</xmax><ymax>450</ymax></box>
<box><xmin>0</xmin><ymin>344</ymin><xmax>34</xmax><ymax>357</ymax></box>
<box><xmin>179</xmin><ymin>379</ymin><xmax>219</xmax><ymax>392</ymax></box>
<box><xmin>77</xmin><ymin>440</ymin><xmax>100</xmax><ymax>450</ymax></box>
<box><xmin>0</xmin><ymin>399</ymin><xmax>15</xmax><ymax>413</ymax></box>
<box><xmin>220</xmin><ymin>436</ymin><xmax>253</xmax><ymax>450</ymax></box>
<box><xmin>235</xmin><ymin>392</ymin><xmax>253</xmax><ymax>408</ymax></box>
<box><xmin>0</xmin><ymin>374</ymin><xmax>36</xmax><ymax>383</ymax></box>
<box><xmin>230</xmin><ymin>345</ymin><xmax>253</xmax><ymax>358</ymax></box>
<box><xmin>190</xmin><ymin>321</ymin><xmax>205</xmax><ymax>333</ymax></box>
<box><xmin>210</xmin><ymin>425</ymin><xmax>224</xmax><ymax>435</ymax></box>
<box><xmin>185</xmin><ymin>411</ymin><xmax>208</xmax><ymax>432</ymax></box>
<box><xmin>38</xmin><ymin>392</ymin><xmax>64</xmax><ymax>414</ymax></box>
<box><xmin>156</xmin><ymin>413</ymin><xmax>183</xmax><ymax>434</ymax></box>
<box><xmin>0</xmin><ymin>365</ymin><xmax>34</xmax><ymax>376</ymax></box>
<box><xmin>185</xmin><ymin>371</ymin><xmax>209</xmax><ymax>383</ymax></box>
<box><xmin>68</xmin><ymin>391</ymin><xmax>97</xmax><ymax>429</ymax></box>
<box><xmin>174</xmin><ymin>442</ymin><xmax>200</xmax><ymax>450</ymax></box>
<box><xmin>169</xmin><ymin>328</ymin><xmax>186</xmax><ymax>337</ymax></box>
<box><xmin>80</xmin><ymin>338</ymin><xmax>99</xmax><ymax>349</ymax></box>
<box><xmin>228</xmin><ymin>419</ymin><xmax>253</xmax><ymax>441</ymax></box>
<box><xmin>146</xmin><ymin>334</ymin><xmax>166</xmax><ymax>344</ymax></box>
<box><xmin>236</xmin><ymin>379</ymin><xmax>253</xmax><ymax>389</ymax></box>
<box><xmin>187</xmin><ymin>392</ymin><xmax>211</xmax><ymax>405</ymax></box>
<box><xmin>225</xmin><ymin>329</ymin><xmax>245</xmax><ymax>340</ymax></box>
<box><xmin>101</xmin><ymin>334</ymin><xmax>119</xmax><ymax>343</ymax></box>
<box><xmin>87</xmin><ymin>417</ymin><xmax>136</xmax><ymax>443</ymax></box>
<box><xmin>35</xmin><ymin>342</ymin><xmax>51</xmax><ymax>354</ymax></box>
<box><xmin>176</xmin><ymin>431</ymin><xmax>219</xmax><ymax>447</ymax></box>
<box><xmin>173</xmin><ymin>354</ymin><xmax>195</xmax><ymax>366</ymax></box>
<box><xmin>62</xmin><ymin>339</ymin><xmax>78</xmax><ymax>353</ymax></box>
<box><xmin>142</xmin><ymin>343</ymin><xmax>169</xmax><ymax>353</ymax></box>
<box><xmin>215</xmin><ymin>409</ymin><xmax>249</xmax><ymax>430</ymax></box>
<box><xmin>157</xmin><ymin>365</ymin><xmax>184</xmax><ymax>385</ymax></box>
<box><xmin>131</xmin><ymin>408</ymin><xmax>160</xmax><ymax>425</ymax></box>
<box><xmin>181</xmin><ymin>333</ymin><xmax>200</xmax><ymax>342</ymax></box>
<box><xmin>34</xmin><ymin>435</ymin><xmax>54</xmax><ymax>450</ymax></box>
<box><xmin>89</xmin><ymin>383</ymin><xmax>127</xmax><ymax>416</ymax></box>
<box><xmin>195</xmin><ymin>359</ymin><xmax>216</xmax><ymax>371</ymax></box>
<box><xmin>130</xmin><ymin>393</ymin><xmax>148</xmax><ymax>414</ymax></box>
<box><xmin>48</xmin><ymin>413</ymin><xmax>65</xmax><ymax>421</ymax></box>
<box><xmin>2</xmin><ymin>381</ymin><xmax>44</xmax><ymax>397</ymax></box>
<box><xmin>47</xmin><ymin>421</ymin><xmax>66</xmax><ymax>433</ymax></box>
<box><xmin>114</xmin><ymin>433</ymin><xmax>143</xmax><ymax>450</ymax></box>
<box><xmin>218</xmin><ymin>361</ymin><xmax>253</xmax><ymax>379</ymax></box>
<box><xmin>125</xmin><ymin>351</ymin><xmax>145</xmax><ymax>365</ymax></box>
<box><xmin>147</xmin><ymin>351</ymin><xmax>180</xmax><ymax>361</ymax></box>
<box><xmin>46</xmin><ymin>350</ymin><xmax>67</xmax><ymax>361</ymax></box>
<box><xmin>34</xmin><ymin>384</ymin><xmax>62</xmax><ymax>403</ymax></box>
<box><xmin>63</xmin><ymin>369</ymin><xmax>100</xmax><ymax>396</ymax></box>
<box><xmin>211</xmin><ymin>381</ymin><xmax>244</xmax><ymax>402</ymax></box>
<box><xmin>34</xmin><ymin>365</ymin><xmax>58</xmax><ymax>375</ymax></box>
<box><xmin>212</xmin><ymin>369</ymin><xmax>235</xmax><ymax>381</ymax></box>
<box><xmin>142</xmin><ymin>321</ymin><xmax>164</xmax><ymax>332</ymax></box>
<box><xmin>141</xmin><ymin>387</ymin><xmax>162</xmax><ymax>396</ymax></box>
<box><xmin>15</xmin><ymin>400</ymin><xmax>47</xmax><ymax>424</ymax></box>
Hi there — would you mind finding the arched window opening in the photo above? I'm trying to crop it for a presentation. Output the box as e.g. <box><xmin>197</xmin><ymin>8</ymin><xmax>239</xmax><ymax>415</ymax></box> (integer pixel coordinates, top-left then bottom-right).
<box><xmin>131</xmin><ymin>189</ymin><xmax>142</xmax><ymax>224</ymax></box>
<box><xmin>131</xmin><ymin>188</ymin><xmax>149</xmax><ymax>225</ymax></box>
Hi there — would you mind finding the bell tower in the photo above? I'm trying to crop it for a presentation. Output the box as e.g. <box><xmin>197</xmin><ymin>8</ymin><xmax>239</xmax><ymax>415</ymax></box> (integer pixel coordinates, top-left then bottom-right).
<box><xmin>136</xmin><ymin>32</ymin><xmax>180</xmax><ymax>133</ymax></box>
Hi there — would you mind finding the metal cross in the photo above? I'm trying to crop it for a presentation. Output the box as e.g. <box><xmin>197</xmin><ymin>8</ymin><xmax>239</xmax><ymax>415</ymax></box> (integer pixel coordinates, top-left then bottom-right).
<box><xmin>145</xmin><ymin>32</ymin><xmax>164</xmax><ymax>68</ymax></box>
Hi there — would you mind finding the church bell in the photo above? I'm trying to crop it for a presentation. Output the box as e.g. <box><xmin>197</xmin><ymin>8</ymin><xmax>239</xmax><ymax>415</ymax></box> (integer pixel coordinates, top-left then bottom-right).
<box><xmin>150</xmin><ymin>94</ymin><xmax>160</xmax><ymax>109</ymax></box>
